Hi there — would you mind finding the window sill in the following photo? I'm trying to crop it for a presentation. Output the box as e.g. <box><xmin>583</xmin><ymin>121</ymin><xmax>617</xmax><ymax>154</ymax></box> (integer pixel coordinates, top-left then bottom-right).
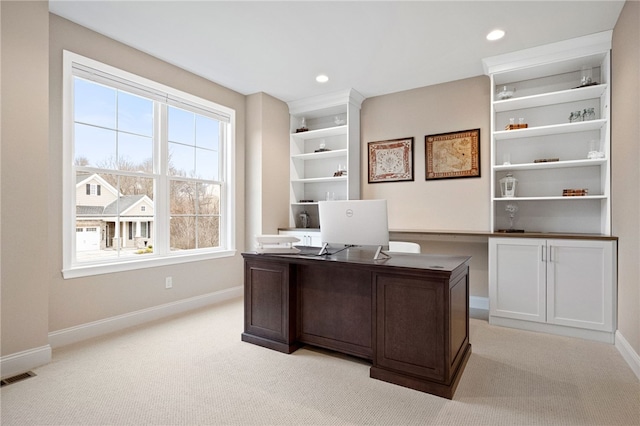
<box><xmin>62</xmin><ymin>249</ymin><xmax>237</xmax><ymax>279</ymax></box>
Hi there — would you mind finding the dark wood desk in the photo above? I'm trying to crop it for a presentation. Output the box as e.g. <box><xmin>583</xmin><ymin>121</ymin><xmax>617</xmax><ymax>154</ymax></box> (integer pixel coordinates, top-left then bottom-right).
<box><xmin>241</xmin><ymin>249</ymin><xmax>472</xmax><ymax>399</ymax></box>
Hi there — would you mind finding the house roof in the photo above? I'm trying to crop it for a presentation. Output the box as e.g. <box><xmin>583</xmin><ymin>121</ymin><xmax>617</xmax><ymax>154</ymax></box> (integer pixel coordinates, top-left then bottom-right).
<box><xmin>103</xmin><ymin>195</ymin><xmax>146</xmax><ymax>215</ymax></box>
<box><xmin>76</xmin><ymin>206</ymin><xmax>105</xmax><ymax>216</ymax></box>
<box><xmin>77</xmin><ymin>195</ymin><xmax>152</xmax><ymax>218</ymax></box>
<box><xmin>76</xmin><ymin>173</ymin><xmax>92</xmax><ymax>185</ymax></box>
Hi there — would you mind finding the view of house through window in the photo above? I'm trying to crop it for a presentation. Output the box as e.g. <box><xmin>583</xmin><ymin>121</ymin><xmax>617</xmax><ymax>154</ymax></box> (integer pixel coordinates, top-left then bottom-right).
<box><xmin>66</xmin><ymin>52</ymin><xmax>233</xmax><ymax>272</ymax></box>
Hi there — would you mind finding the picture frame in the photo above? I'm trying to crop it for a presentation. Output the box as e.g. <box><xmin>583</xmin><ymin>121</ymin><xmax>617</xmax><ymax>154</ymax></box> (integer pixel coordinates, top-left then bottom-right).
<box><xmin>367</xmin><ymin>137</ymin><xmax>414</xmax><ymax>183</ymax></box>
<box><xmin>425</xmin><ymin>128</ymin><xmax>480</xmax><ymax>180</ymax></box>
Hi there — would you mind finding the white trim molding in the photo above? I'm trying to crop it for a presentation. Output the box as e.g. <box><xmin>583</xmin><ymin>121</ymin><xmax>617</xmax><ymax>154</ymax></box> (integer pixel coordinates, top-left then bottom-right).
<box><xmin>482</xmin><ymin>30</ymin><xmax>612</xmax><ymax>76</ymax></box>
<box><xmin>49</xmin><ymin>286</ymin><xmax>243</xmax><ymax>349</ymax></box>
<box><xmin>489</xmin><ymin>316</ymin><xmax>615</xmax><ymax>344</ymax></box>
<box><xmin>470</xmin><ymin>296</ymin><xmax>489</xmax><ymax>311</ymax></box>
<box><xmin>615</xmin><ymin>330</ymin><xmax>640</xmax><ymax>381</ymax></box>
<box><xmin>0</xmin><ymin>345</ymin><xmax>52</xmax><ymax>380</ymax></box>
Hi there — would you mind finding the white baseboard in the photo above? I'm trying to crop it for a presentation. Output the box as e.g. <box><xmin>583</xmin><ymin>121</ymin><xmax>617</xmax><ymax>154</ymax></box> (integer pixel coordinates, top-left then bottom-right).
<box><xmin>470</xmin><ymin>296</ymin><xmax>489</xmax><ymax>311</ymax></box>
<box><xmin>489</xmin><ymin>315</ymin><xmax>615</xmax><ymax>344</ymax></box>
<box><xmin>49</xmin><ymin>286</ymin><xmax>243</xmax><ymax>349</ymax></box>
<box><xmin>615</xmin><ymin>330</ymin><xmax>640</xmax><ymax>381</ymax></box>
<box><xmin>0</xmin><ymin>345</ymin><xmax>52</xmax><ymax>380</ymax></box>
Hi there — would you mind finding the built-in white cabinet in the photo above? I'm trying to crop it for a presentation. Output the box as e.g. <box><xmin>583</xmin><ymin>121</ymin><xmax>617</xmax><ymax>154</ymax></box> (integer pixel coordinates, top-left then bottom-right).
<box><xmin>278</xmin><ymin>229</ymin><xmax>321</xmax><ymax>248</ymax></box>
<box><xmin>484</xmin><ymin>32</ymin><xmax>617</xmax><ymax>343</ymax></box>
<box><xmin>285</xmin><ymin>89</ymin><xmax>364</xmax><ymax>229</ymax></box>
<box><xmin>489</xmin><ymin>237</ymin><xmax>616</xmax><ymax>343</ymax></box>
<box><xmin>483</xmin><ymin>31</ymin><xmax>612</xmax><ymax>235</ymax></box>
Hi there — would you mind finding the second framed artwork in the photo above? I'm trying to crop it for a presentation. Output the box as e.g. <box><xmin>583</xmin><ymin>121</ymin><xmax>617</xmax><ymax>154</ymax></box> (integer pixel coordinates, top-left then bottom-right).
<box><xmin>425</xmin><ymin>128</ymin><xmax>480</xmax><ymax>180</ymax></box>
<box><xmin>367</xmin><ymin>137</ymin><xmax>414</xmax><ymax>183</ymax></box>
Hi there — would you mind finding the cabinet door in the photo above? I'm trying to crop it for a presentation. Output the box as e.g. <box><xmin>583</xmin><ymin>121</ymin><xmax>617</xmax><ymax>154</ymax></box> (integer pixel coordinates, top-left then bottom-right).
<box><xmin>489</xmin><ymin>238</ymin><xmax>546</xmax><ymax>322</ymax></box>
<box><xmin>375</xmin><ymin>273</ymin><xmax>446</xmax><ymax>381</ymax></box>
<box><xmin>243</xmin><ymin>259</ymin><xmax>296</xmax><ymax>347</ymax></box>
<box><xmin>546</xmin><ymin>239</ymin><xmax>615</xmax><ymax>331</ymax></box>
<box><xmin>308</xmin><ymin>232</ymin><xmax>322</xmax><ymax>247</ymax></box>
<box><xmin>278</xmin><ymin>230</ymin><xmax>321</xmax><ymax>247</ymax></box>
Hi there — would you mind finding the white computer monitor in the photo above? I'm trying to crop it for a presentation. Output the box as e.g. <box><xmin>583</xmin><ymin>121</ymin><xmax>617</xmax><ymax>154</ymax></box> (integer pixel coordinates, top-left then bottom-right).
<box><xmin>318</xmin><ymin>199</ymin><xmax>390</xmax><ymax>258</ymax></box>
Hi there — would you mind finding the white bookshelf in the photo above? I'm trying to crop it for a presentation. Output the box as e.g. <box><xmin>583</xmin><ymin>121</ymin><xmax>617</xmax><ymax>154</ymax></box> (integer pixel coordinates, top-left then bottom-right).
<box><xmin>286</xmin><ymin>89</ymin><xmax>364</xmax><ymax>229</ymax></box>
<box><xmin>483</xmin><ymin>31</ymin><xmax>612</xmax><ymax>235</ymax></box>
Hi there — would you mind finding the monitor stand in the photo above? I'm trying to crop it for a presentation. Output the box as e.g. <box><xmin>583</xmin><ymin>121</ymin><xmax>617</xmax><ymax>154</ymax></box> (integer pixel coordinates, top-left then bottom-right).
<box><xmin>374</xmin><ymin>246</ymin><xmax>391</xmax><ymax>260</ymax></box>
<box><xmin>318</xmin><ymin>243</ymin><xmax>329</xmax><ymax>256</ymax></box>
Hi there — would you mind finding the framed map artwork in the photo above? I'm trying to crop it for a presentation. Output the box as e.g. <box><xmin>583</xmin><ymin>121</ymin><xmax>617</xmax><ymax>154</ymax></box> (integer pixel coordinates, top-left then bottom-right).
<box><xmin>425</xmin><ymin>129</ymin><xmax>480</xmax><ymax>180</ymax></box>
<box><xmin>367</xmin><ymin>137</ymin><xmax>414</xmax><ymax>183</ymax></box>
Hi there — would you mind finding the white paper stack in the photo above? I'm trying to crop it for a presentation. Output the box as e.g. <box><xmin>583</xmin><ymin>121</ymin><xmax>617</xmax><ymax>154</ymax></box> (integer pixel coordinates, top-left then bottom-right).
<box><xmin>255</xmin><ymin>235</ymin><xmax>301</xmax><ymax>254</ymax></box>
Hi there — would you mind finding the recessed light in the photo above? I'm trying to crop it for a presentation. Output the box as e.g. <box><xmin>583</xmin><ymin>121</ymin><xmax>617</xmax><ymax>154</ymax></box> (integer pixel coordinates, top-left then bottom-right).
<box><xmin>316</xmin><ymin>74</ymin><xmax>329</xmax><ymax>83</ymax></box>
<box><xmin>486</xmin><ymin>29</ymin><xmax>505</xmax><ymax>41</ymax></box>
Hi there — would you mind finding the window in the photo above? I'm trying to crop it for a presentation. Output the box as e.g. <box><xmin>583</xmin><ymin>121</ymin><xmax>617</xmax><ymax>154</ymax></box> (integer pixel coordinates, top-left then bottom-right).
<box><xmin>86</xmin><ymin>184</ymin><xmax>101</xmax><ymax>196</ymax></box>
<box><xmin>63</xmin><ymin>51</ymin><xmax>236</xmax><ymax>278</ymax></box>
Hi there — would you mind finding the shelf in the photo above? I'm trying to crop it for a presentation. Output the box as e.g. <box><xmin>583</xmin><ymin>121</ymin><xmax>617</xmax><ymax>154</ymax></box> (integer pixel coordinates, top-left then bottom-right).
<box><xmin>288</xmin><ymin>90</ymin><xmax>363</xmax><ymax>229</ymax></box>
<box><xmin>493</xmin><ymin>84</ymin><xmax>607</xmax><ymax>112</ymax></box>
<box><xmin>493</xmin><ymin>195</ymin><xmax>606</xmax><ymax>202</ymax></box>
<box><xmin>291</xmin><ymin>176</ymin><xmax>348</xmax><ymax>183</ymax></box>
<box><xmin>487</xmin><ymin>46</ymin><xmax>610</xmax><ymax>85</ymax></box>
<box><xmin>494</xmin><ymin>119</ymin><xmax>606</xmax><ymax>140</ymax></box>
<box><xmin>290</xmin><ymin>125</ymin><xmax>347</xmax><ymax>141</ymax></box>
<box><xmin>494</xmin><ymin>158</ymin><xmax>606</xmax><ymax>171</ymax></box>
<box><xmin>291</xmin><ymin>149</ymin><xmax>347</xmax><ymax>161</ymax></box>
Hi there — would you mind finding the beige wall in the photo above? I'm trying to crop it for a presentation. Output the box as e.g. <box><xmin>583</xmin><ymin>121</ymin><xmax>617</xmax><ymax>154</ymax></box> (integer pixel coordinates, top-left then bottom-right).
<box><xmin>361</xmin><ymin>76</ymin><xmax>491</xmax><ymax>231</ymax></box>
<box><xmin>245</xmin><ymin>92</ymin><xmax>290</xmax><ymax>249</ymax></box>
<box><xmin>47</xmin><ymin>15</ymin><xmax>246</xmax><ymax>332</ymax></box>
<box><xmin>1</xmin><ymin>1</ymin><xmax>50</xmax><ymax>357</ymax></box>
<box><xmin>612</xmin><ymin>0</ymin><xmax>640</xmax><ymax>355</ymax></box>
<box><xmin>362</xmin><ymin>76</ymin><xmax>491</xmax><ymax>298</ymax></box>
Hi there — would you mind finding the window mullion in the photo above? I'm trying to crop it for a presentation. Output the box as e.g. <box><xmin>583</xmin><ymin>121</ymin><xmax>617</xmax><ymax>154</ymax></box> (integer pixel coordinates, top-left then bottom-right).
<box><xmin>155</xmin><ymin>102</ymin><xmax>169</xmax><ymax>255</ymax></box>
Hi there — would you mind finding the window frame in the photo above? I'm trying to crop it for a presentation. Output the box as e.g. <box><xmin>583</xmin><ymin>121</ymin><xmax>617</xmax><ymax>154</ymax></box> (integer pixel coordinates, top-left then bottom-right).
<box><xmin>62</xmin><ymin>51</ymin><xmax>236</xmax><ymax>279</ymax></box>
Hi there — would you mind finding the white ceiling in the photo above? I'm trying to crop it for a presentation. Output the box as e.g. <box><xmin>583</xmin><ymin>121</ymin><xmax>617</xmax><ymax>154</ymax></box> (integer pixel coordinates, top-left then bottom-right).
<box><xmin>49</xmin><ymin>1</ymin><xmax>625</xmax><ymax>103</ymax></box>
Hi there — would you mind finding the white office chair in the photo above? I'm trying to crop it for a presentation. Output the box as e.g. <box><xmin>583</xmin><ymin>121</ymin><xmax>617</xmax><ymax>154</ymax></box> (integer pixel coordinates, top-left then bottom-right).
<box><xmin>388</xmin><ymin>241</ymin><xmax>421</xmax><ymax>253</ymax></box>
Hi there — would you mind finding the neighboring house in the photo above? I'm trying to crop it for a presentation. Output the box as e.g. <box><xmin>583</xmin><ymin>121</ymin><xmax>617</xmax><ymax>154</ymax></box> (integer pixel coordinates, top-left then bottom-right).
<box><xmin>76</xmin><ymin>173</ymin><xmax>154</xmax><ymax>252</ymax></box>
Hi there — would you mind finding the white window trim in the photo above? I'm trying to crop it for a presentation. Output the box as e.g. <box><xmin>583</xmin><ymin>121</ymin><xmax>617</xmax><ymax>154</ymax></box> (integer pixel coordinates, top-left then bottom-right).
<box><xmin>62</xmin><ymin>51</ymin><xmax>236</xmax><ymax>279</ymax></box>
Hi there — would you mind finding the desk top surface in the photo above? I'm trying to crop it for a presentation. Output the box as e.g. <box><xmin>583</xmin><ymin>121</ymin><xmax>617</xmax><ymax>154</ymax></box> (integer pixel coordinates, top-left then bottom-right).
<box><xmin>243</xmin><ymin>248</ymin><xmax>471</xmax><ymax>273</ymax></box>
<box><xmin>280</xmin><ymin>228</ymin><xmax>617</xmax><ymax>241</ymax></box>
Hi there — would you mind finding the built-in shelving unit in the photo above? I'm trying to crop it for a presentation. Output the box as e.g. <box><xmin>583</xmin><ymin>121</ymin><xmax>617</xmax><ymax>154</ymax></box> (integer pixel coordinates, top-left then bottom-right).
<box><xmin>483</xmin><ymin>31</ymin><xmax>612</xmax><ymax>235</ymax></box>
<box><xmin>484</xmin><ymin>31</ymin><xmax>617</xmax><ymax>343</ymax></box>
<box><xmin>285</xmin><ymin>89</ymin><xmax>364</xmax><ymax>229</ymax></box>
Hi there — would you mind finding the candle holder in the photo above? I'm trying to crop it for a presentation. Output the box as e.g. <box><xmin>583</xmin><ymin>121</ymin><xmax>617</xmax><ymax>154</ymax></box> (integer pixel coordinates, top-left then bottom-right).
<box><xmin>499</xmin><ymin>172</ymin><xmax>518</xmax><ymax>198</ymax></box>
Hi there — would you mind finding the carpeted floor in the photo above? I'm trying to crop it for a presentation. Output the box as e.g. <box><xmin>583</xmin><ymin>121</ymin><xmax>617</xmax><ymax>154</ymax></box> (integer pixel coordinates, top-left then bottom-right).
<box><xmin>1</xmin><ymin>297</ymin><xmax>638</xmax><ymax>425</ymax></box>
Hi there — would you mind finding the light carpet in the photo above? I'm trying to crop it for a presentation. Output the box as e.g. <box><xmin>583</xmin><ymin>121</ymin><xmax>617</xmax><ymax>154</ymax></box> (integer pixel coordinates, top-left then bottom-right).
<box><xmin>1</xmin><ymin>297</ymin><xmax>638</xmax><ymax>425</ymax></box>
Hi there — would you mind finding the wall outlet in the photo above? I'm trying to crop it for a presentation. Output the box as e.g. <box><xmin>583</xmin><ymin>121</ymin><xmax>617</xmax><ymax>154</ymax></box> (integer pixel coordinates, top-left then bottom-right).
<box><xmin>165</xmin><ymin>276</ymin><xmax>172</xmax><ymax>289</ymax></box>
